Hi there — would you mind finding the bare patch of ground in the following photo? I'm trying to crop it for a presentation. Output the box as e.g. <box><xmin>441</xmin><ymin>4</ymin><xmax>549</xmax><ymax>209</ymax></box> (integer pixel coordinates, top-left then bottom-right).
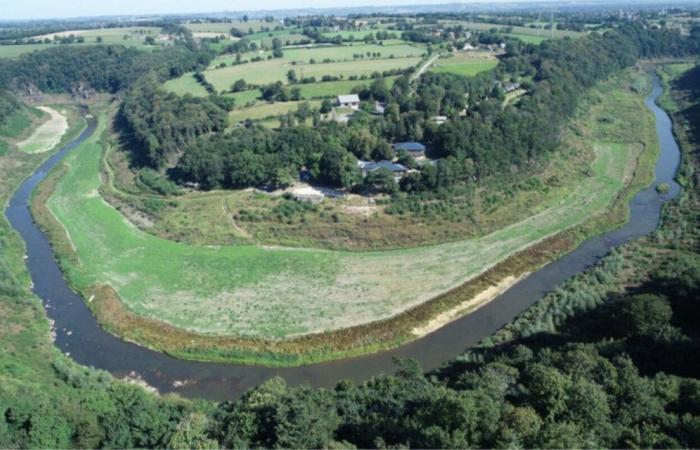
<box><xmin>18</xmin><ymin>106</ymin><xmax>68</xmax><ymax>154</ymax></box>
<box><xmin>411</xmin><ymin>274</ymin><xmax>527</xmax><ymax>337</ymax></box>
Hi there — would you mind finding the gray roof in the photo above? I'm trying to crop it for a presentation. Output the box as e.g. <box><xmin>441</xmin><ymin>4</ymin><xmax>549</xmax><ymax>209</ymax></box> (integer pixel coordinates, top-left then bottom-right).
<box><xmin>337</xmin><ymin>94</ymin><xmax>360</xmax><ymax>104</ymax></box>
<box><xmin>358</xmin><ymin>160</ymin><xmax>407</xmax><ymax>173</ymax></box>
<box><xmin>393</xmin><ymin>142</ymin><xmax>426</xmax><ymax>152</ymax></box>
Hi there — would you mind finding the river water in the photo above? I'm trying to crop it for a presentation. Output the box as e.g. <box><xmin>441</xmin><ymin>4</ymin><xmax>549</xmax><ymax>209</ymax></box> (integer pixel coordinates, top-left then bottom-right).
<box><xmin>5</xmin><ymin>77</ymin><xmax>682</xmax><ymax>400</ymax></box>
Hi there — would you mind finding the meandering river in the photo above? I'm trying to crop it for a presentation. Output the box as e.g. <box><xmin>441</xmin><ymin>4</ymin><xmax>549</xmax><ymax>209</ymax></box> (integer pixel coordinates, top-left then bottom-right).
<box><xmin>5</xmin><ymin>77</ymin><xmax>682</xmax><ymax>400</ymax></box>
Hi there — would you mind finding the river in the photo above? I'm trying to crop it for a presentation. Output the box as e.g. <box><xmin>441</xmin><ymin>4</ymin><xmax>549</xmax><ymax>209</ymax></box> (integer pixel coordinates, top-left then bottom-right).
<box><xmin>4</xmin><ymin>77</ymin><xmax>682</xmax><ymax>401</ymax></box>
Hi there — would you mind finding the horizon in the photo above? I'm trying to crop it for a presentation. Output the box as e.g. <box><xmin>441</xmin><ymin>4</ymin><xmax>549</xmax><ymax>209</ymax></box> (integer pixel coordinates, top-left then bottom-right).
<box><xmin>1</xmin><ymin>0</ymin><xmax>676</xmax><ymax>21</ymax></box>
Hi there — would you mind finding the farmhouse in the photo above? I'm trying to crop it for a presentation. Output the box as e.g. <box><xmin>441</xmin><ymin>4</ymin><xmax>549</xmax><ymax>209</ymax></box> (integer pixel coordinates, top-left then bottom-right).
<box><xmin>358</xmin><ymin>160</ymin><xmax>408</xmax><ymax>178</ymax></box>
<box><xmin>337</xmin><ymin>94</ymin><xmax>360</xmax><ymax>109</ymax></box>
<box><xmin>393</xmin><ymin>141</ymin><xmax>426</xmax><ymax>158</ymax></box>
<box><xmin>504</xmin><ymin>82</ymin><xmax>521</xmax><ymax>93</ymax></box>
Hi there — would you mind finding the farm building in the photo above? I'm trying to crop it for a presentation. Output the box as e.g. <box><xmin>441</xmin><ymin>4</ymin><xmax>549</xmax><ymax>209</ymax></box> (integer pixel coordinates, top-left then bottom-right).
<box><xmin>504</xmin><ymin>82</ymin><xmax>521</xmax><ymax>93</ymax></box>
<box><xmin>337</xmin><ymin>94</ymin><xmax>360</xmax><ymax>109</ymax></box>
<box><xmin>393</xmin><ymin>142</ymin><xmax>426</xmax><ymax>158</ymax></box>
<box><xmin>358</xmin><ymin>160</ymin><xmax>408</xmax><ymax>179</ymax></box>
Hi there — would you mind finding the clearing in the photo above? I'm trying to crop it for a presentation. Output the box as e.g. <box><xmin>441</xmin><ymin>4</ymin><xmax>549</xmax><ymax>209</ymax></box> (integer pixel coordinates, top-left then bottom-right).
<box><xmin>429</xmin><ymin>51</ymin><xmax>499</xmax><ymax>77</ymax></box>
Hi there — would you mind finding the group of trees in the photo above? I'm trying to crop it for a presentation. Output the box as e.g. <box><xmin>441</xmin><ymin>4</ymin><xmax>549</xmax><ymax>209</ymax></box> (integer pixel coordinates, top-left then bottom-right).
<box><xmin>0</xmin><ymin>44</ymin><xmax>213</xmax><ymax>93</ymax></box>
<box><xmin>3</xmin><ymin>252</ymin><xmax>700</xmax><ymax>448</ymax></box>
<box><xmin>119</xmin><ymin>77</ymin><xmax>230</xmax><ymax>167</ymax></box>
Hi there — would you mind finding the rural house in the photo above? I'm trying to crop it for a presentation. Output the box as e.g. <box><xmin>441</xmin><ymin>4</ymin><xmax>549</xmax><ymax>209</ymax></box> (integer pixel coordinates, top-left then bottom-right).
<box><xmin>337</xmin><ymin>94</ymin><xmax>360</xmax><ymax>109</ymax></box>
<box><xmin>393</xmin><ymin>141</ymin><xmax>426</xmax><ymax>158</ymax></box>
<box><xmin>358</xmin><ymin>160</ymin><xmax>408</xmax><ymax>179</ymax></box>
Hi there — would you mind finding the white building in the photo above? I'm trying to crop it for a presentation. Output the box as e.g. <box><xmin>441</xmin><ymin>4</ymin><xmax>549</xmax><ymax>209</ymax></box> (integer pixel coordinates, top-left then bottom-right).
<box><xmin>337</xmin><ymin>94</ymin><xmax>360</xmax><ymax>110</ymax></box>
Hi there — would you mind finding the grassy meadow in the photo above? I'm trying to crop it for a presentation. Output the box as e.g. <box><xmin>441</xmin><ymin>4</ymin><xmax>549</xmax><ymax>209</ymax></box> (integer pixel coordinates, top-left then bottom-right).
<box><xmin>0</xmin><ymin>27</ymin><xmax>163</xmax><ymax>59</ymax></box>
<box><xmin>228</xmin><ymin>100</ymin><xmax>323</xmax><ymax>123</ymax></box>
<box><xmin>429</xmin><ymin>51</ymin><xmax>499</xmax><ymax>76</ymax></box>
<box><xmin>202</xmin><ymin>56</ymin><xmax>422</xmax><ymax>91</ymax></box>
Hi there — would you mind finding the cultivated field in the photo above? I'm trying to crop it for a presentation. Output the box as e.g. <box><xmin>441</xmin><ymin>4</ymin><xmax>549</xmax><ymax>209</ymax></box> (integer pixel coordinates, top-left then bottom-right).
<box><xmin>441</xmin><ymin>20</ymin><xmax>585</xmax><ymax>39</ymax></box>
<box><xmin>202</xmin><ymin>56</ymin><xmax>422</xmax><ymax>91</ymax></box>
<box><xmin>228</xmin><ymin>100</ymin><xmax>322</xmax><ymax>123</ymax></box>
<box><xmin>41</xmin><ymin>72</ymin><xmax>654</xmax><ymax>343</ymax></box>
<box><xmin>185</xmin><ymin>20</ymin><xmax>278</xmax><ymax>34</ymax></box>
<box><xmin>429</xmin><ymin>51</ymin><xmax>499</xmax><ymax>76</ymax></box>
<box><xmin>213</xmin><ymin>42</ymin><xmax>426</xmax><ymax>66</ymax></box>
<box><xmin>0</xmin><ymin>27</ymin><xmax>162</xmax><ymax>58</ymax></box>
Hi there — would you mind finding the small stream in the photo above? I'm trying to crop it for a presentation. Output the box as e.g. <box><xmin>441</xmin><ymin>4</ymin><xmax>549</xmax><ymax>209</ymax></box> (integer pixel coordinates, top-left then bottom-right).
<box><xmin>5</xmin><ymin>77</ymin><xmax>682</xmax><ymax>400</ymax></box>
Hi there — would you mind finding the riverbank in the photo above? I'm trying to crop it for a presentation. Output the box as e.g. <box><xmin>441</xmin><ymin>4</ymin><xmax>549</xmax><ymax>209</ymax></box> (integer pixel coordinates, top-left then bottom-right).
<box><xmin>26</xmin><ymin>68</ymin><xmax>662</xmax><ymax>367</ymax></box>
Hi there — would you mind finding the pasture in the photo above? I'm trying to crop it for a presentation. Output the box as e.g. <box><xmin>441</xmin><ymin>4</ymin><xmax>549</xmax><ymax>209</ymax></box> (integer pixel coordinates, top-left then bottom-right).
<box><xmin>162</xmin><ymin>73</ymin><xmax>209</xmax><ymax>97</ymax></box>
<box><xmin>0</xmin><ymin>27</ymin><xmax>162</xmax><ymax>58</ymax></box>
<box><xmin>212</xmin><ymin>42</ymin><xmax>425</xmax><ymax>66</ymax></box>
<box><xmin>228</xmin><ymin>100</ymin><xmax>322</xmax><ymax>123</ymax></box>
<box><xmin>429</xmin><ymin>51</ymin><xmax>499</xmax><ymax>77</ymax></box>
<box><xmin>42</xmin><ymin>72</ymin><xmax>652</xmax><ymax>343</ymax></box>
<box><xmin>203</xmin><ymin>56</ymin><xmax>422</xmax><ymax>91</ymax></box>
<box><xmin>186</xmin><ymin>20</ymin><xmax>277</xmax><ymax>34</ymax></box>
<box><xmin>441</xmin><ymin>20</ymin><xmax>585</xmax><ymax>39</ymax></box>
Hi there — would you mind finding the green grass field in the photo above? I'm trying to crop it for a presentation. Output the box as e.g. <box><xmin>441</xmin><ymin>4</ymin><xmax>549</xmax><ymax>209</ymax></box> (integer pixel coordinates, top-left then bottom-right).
<box><xmin>440</xmin><ymin>20</ymin><xmax>585</xmax><ymax>39</ymax></box>
<box><xmin>0</xmin><ymin>27</ymin><xmax>162</xmax><ymax>59</ymax></box>
<box><xmin>429</xmin><ymin>52</ymin><xmax>499</xmax><ymax>76</ymax></box>
<box><xmin>212</xmin><ymin>42</ymin><xmax>425</xmax><ymax>67</ymax></box>
<box><xmin>228</xmin><ymin>100</ymin><xmax>322</xmax><ymax>123</ymax></box>
<box><xmin>43</xmin><ymin>72</ymin><xmax>651</xmax><ymax>344</ymax></box>
<box><xmin>322</xmin><ymin>30</ymin><xmax>392</xmax><ymax>40</ymax></box>
<box><xmin>162</xmin><ymin>73</ymin><xmax>210</xmax><ymax>96</ymax></box>
<box><xmin>203</xmin><ymin>56</ymin><xmax>422</xmax><ymax>91</ymax></box>
<box><xmin>503</xmin><ymin>33</ymin><xmax>546</xmax><ymax>44</ymax></box>
<box><xmin>185</xmin><ymin>20</ymin><xmax>276</xmax><ymax>34</ymax></box>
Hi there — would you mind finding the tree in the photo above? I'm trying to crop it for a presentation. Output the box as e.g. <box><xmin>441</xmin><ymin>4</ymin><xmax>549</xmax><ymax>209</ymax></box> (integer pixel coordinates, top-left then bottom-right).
<box><xmin>320</xmin><ymin>98</ymin><xmax>333</xmax><ymax>114</ymax></box>
<box><xmin>364</xmin><ymin>168</ymin><xmax>397</xmax><ymax>194</ymax></box>
<box><xmin>618</xmin><ymin>294</ymin><xmax>673</xmax><ymax>340</ymax></box>
<box><xmin>317</xmin><ymin>146</ymin><xmax>361</xmax><ymax>188</ymax></box>
<box><xmin>231</xmin><ymin>79</ymin><xmax>247</xmax><ymax>92</ymax></box>
<box><xmin>287</xmin><ymin>69</ymin><xmax>297</xmax><ymax>84</ymax></box>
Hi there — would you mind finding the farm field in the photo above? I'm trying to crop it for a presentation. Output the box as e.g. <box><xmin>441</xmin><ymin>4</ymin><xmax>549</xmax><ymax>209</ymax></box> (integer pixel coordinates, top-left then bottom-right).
<box><xmin>429</xmin><ymin>51</ymin><xmax>499</xmax><ymax>76</ymax></box>
<box><xmin>39</xmin><ymin>71</ymin><xmax>656</xmax><ymax>350</ymax></box>
<box><xmin>322</xmin><ymin>30</ymin><xmax>395</xmax><ymax>40</ymax></box>
<box><xmin>162</xmin><ymin>73</ymin><xmax>210</xmax><ymax>96</ymax></box>
<box><xmin>503</xmin><ymin>33</ymin><xmax>546</xmax><ymax>44</ymax></box>
<box><xmin>228</xmin><ymin>100</ymin><xmax>322</xmax><ymax>123</ymax></box>
<box><xmin>202</xmin><ymin>56</ymin><xmax>422</xmax><ymax>91</ymax></box>
<box><xmin>185</xmin><ymin>20</ymin><xmax>277</xmax><ymax>34</ymax></box>
<box><xmin>441</xmin><ymin>20</ymin><xmax>585</xmax><ymax>39</ymax></box>
<box><xmin>212</xmin><ymin>42</ymin><xmax>425</xmax><ymax>66</ymax></box>
<box><xmin>0</xmin><ymin>27</ymin><xmax>162</xmax><ymax>58</ymax></box>
<box><xmin>34</xmin><ymin>26</ymin><xmax>162</xmax><ymax>47</ymax></box>
<box><xmin>164</xmin><ymin>74</ymin><xmax>395</xmax><ymax>102</ymax></box>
